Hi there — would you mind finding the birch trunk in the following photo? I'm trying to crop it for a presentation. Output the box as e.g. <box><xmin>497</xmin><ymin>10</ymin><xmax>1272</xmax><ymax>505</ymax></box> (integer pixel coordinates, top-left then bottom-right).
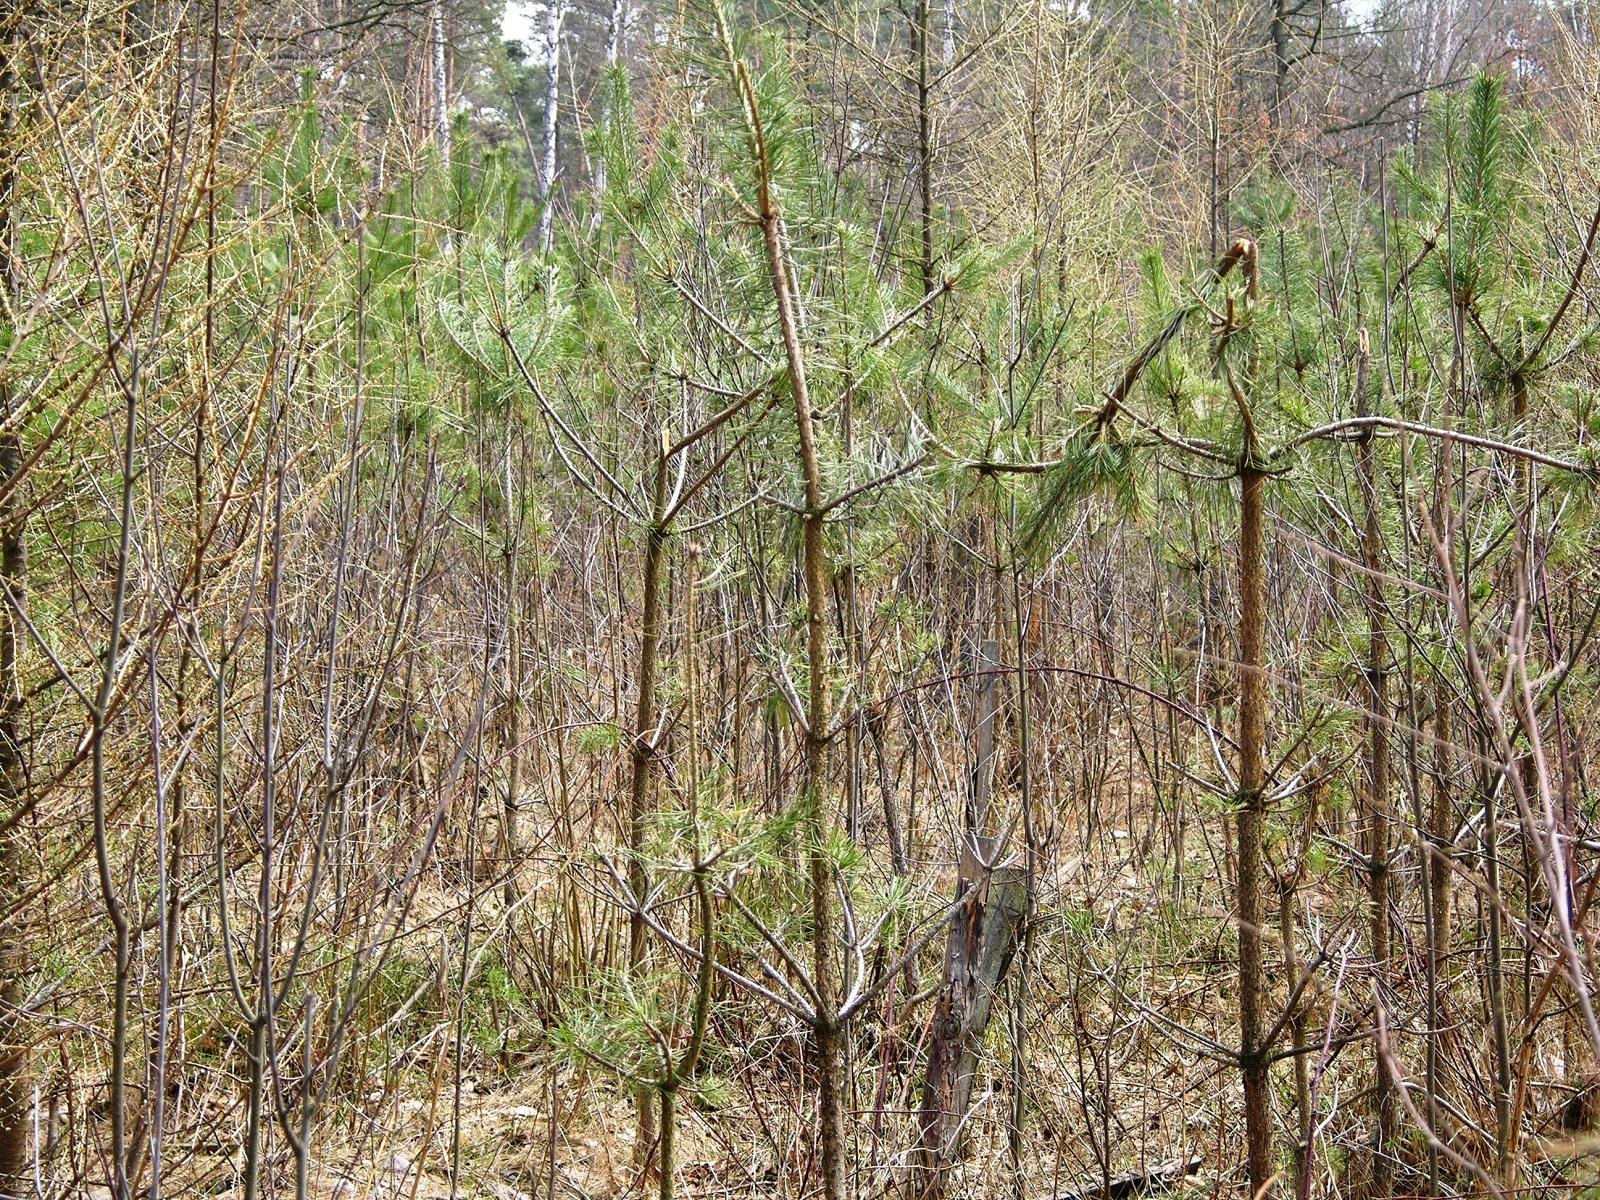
<box><xmin>430</xmin><ymin>1</ymin><xmax>449</xmax><ymax>154</ymax></box>
<box><xmin>537</xmin><ymin>0</ymin><xmax>565</xmax><ymax>250</ymax></box>
<box><xmin>591</xmin><ymin>0</ymin><xmax>627</xmax><ymax>207</ymax></box>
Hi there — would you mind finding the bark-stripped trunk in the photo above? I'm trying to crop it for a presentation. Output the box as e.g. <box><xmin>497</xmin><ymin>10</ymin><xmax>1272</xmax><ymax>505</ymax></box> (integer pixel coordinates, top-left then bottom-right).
<box><xmin>915</xmin><ymin>640</ymin><xmax>1026</xmax><ymax>1197</ymax></box>
<box><xmin>916</xmin><ymin>864</ymin><xmax>1026</xmax><ymax>1197</ymax></box>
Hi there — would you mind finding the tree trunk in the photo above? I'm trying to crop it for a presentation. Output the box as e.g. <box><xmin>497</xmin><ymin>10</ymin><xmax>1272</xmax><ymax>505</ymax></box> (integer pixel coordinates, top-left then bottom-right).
<box><xmin>430</xmin><ymin>1</ymin><xmax>449</xmax><ymax>153</ymax></box>
<box><xmin>628</xmin><ymin>447</ymin><xmax>671</xmax><ymax>1175</ymax></box>
<box><xmin>537</xmin><ymin>0</ymin><xmax>565</xmax><ymax>250</ymax></box>
<box><xmin>915</xmin><ymin>641</ymin><xmax>1026</xmax><ymax>1197</ymax></box>
<box><xmin>1354</xmin><ymin>333</ymin><xmax>1395</xmax><ymax>1197</ymax></box>
<box><xmin>1429</xmin><ymin>688</ymin><xmax>1453</xmax><ymax>985</ymax></box>
<box><xmin>916</xmin><ymin>861</ymin><xmax>1026</xmax><ymax>1197</ymax></box>
<box><xmin>1237</xmin><ymin>460</ymin><xmax>1274</xmax><ymax>1196</ymax></box>
<box><xmin>0</xmin><ymin>420</ymin><xmax>29</xmax><ymax>1200</ymax></box>
<box><xmin>750</xmin><ymin>120</ymin><xmax>846</xmax><ymax>1198</ymax></box>
<box><xmin>502</xmin><ymin>424</ymin><xmax>525</xmax><ymax>906</ymax></box>
<box><xmin>0</xmin><ymin>20</ymin><xmax>32</xmax><ymax>1194</ymax></box>
<box><xmin>914</xmin><ymin>0</ymin><xmax>934</xmax><ymax>300</ymax></box>
<box><xmin>591</xmin><ymin>0</ymin><xmax>627</xmax><ymax>207</ymax></box>
<box><xmin>1268</xmin><ymin>0</ymin><xmax>1291</xmax><ymax>130</ymax></box>
<box><xmin>1228</xmin><ymin>239</ymin><xmax>1274</xmax><ymax>1197</ymax></box>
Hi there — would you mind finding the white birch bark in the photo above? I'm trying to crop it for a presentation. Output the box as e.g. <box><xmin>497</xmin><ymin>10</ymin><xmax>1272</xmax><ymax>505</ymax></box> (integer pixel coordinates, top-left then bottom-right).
<box><xmin>591</xmin><ymin>0</ymin><xmax>628</xmax><ymax>209</ymax></box>
<box><xmin>537</xmin><ymin>0</ymin><xmax>566</xmax><ymax>250</ymax></box>
<box><xmin>430</xmin><ymin>1</ymin><xmax>449</xmax><ymax>160</ymax></box>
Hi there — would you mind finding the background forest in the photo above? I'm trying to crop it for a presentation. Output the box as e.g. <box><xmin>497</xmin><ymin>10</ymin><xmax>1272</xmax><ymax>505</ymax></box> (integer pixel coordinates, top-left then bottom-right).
<box><xmin>1</xmin><ymin>0</ymin><xmax>1599</xmax><ymax>1198</ymax></box>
